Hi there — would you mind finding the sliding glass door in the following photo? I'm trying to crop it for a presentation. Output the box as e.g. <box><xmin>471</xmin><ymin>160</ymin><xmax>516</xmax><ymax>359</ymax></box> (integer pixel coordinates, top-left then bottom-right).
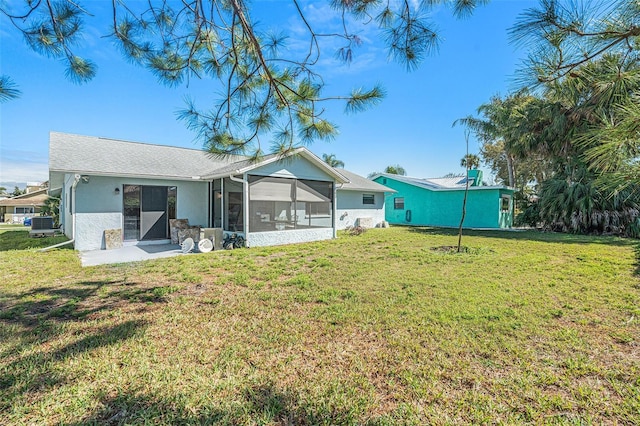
<box><xmin>123</xmin><ymin>185</ymin><xmax>176</xmax><ymax>241</ymax></box>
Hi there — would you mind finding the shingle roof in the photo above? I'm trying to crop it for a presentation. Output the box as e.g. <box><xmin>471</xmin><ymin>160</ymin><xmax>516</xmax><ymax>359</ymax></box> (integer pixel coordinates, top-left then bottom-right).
<box><xmin>336</xmin><ymin>169</ymin><xmax>395</xmax><ymax>192</ymax></box>
<box><xmin>0</xmin><ymin>189</ymin><xmax>49</xmax><ymax>207</ymax></box>
<box><xmin>202</xmin><ymin>153</ymin><xmax>281</xmax><ymax>178</ymax></box>
<box><xmin>49</xmin><ymin>132</ymin><xmax>247</xmax><ymax>181</ymax></box>
<box><xmin>48</xmin><ymin>132</ymin><xmax>372</xmax><ymax>188</ymax></box>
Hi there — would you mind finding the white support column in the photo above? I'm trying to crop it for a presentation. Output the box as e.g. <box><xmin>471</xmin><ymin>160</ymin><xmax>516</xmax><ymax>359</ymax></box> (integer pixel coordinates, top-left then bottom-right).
<box><xmin>220</xmin><ymin>178</ymin><xmax>225</xmax><ymax>231</ymax></box>
<box><xmin>243</xmin><ymin>173</ymin><xmax>249</xmax><ymax>238</ymax></box>
<box><xmin>332</xmin><ymin>182</ymin><xmax>338</xmax><ymax>238</ymax></box>
<box><xmin>208</xmin><ymin>181</ymin><xmax>212</xmax><ymax>228</ymax></box>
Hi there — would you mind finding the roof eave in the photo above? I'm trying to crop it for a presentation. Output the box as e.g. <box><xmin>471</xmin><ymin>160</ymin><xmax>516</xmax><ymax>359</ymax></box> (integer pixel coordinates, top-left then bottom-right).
<box><xmin>202</xmin><ymin>148</ymin><xmax>350</xmax><ymax>183</ymax></box>
<box><xmin>48</xmin><ymin>168</ymin><xmax>208</xmax><ymax>182</ymax></box>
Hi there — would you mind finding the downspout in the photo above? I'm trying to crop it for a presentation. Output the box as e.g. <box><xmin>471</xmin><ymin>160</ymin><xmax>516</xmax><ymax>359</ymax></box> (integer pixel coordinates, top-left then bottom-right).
<box><xmin>332</xmin><ymin>182</ymin><xmax>338</xmax><ymax>238</ymax></box>
<box><xmin>39</xmin><ymin>174</ymin><xmax>81</xmax><ymax>252</ymax></box>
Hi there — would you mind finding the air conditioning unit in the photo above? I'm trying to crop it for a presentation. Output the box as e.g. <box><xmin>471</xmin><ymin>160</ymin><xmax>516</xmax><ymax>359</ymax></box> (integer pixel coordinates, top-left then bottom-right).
<box><xmin>31</xmin><ymin>216</ymin><xmax>54</xmax><ymax>230</ymax></box>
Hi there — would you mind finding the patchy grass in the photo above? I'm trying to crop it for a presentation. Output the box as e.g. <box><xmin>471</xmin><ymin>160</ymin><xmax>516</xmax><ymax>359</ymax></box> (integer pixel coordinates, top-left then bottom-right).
<box><xmin>0</xmin><ymin>228</ymin><xmax>69</xmax><ymax>251</ymax></box>
<box><xmin>0</xmin><ymin>226</ymin><xmax>639</xmax><ymax>424</ymax></box>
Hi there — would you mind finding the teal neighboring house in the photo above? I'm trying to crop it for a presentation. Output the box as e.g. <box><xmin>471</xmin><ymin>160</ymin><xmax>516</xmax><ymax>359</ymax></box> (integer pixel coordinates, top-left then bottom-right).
<box><xmin>372</xmin><ymin>171</ymin><xmax>514</xmax><ymax>229</ymax></box>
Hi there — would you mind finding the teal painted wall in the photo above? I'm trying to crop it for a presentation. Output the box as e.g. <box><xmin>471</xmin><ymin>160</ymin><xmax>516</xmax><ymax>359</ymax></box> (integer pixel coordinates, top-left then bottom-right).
<box><xmin>373</xmin><ymin>176</ymin><xmax>514</xmax><ymax>229</ymax></box>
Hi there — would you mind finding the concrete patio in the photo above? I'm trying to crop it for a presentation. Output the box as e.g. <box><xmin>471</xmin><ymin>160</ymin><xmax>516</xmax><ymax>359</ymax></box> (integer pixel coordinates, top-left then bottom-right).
<box><xmin>80</xmin><ymin>243</ymin><xmax>184</xmax><ymax>267</ymax></box>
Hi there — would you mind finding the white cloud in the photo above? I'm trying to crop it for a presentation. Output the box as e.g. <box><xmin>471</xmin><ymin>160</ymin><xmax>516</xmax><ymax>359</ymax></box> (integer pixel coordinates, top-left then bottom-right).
<box><xmin>0</xmin><ymin>149</ymin><xmax>49</xmax><ymax>184</ymax></box>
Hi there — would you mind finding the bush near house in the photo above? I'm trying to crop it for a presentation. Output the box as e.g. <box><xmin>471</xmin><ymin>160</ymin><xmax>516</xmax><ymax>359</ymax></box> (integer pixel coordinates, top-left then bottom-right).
<box><xmin>0</xmin><ymin>227</ymin><xmax>638</xmax><ymax>424</ymax></box>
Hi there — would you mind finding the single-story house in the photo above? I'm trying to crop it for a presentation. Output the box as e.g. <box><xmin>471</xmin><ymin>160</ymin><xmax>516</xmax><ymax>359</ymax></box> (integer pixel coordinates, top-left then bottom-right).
<box><xmin>48</xmin><ymin>132</ymin><xmax>393</xmax><ymax>251</ymax></box>
<box><xmin>372</xmin><ymin>172</ymin><xmax>514</xmax><ymax>229</ymax></box>
<box><xmin>0</xmin><ymin>188</ymin><xmax>49</xmax><ymax>223</ymax></box>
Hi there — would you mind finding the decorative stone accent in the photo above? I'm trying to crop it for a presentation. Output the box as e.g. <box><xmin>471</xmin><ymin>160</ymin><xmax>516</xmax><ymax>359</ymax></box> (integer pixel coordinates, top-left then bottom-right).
<box><xmin>355</xmin><ymin>217</ymin><xmax>374</xmax><ymax>228</ymax></box>
<box><xmin>178</xmin><ymin>227</ymin><xmax>201</xmax><ymax>244</ymax></box>
<box><xmin>169</xmin><ymin>219</ymin><xmax>190</xmax><ymax>244</ymax></box>
<box><xmin>104</xmin><ymin>228</ymin><xmax>123</xmax><ymax>250</ymax></box>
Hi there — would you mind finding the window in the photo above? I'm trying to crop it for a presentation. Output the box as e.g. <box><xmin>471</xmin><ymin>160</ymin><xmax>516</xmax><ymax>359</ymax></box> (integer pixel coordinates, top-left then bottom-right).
<box><xmin>249</xmin><ymin>176</ymin><xmax>333</xmax><ymax>232</ymax></box>
<box><xmin>394</xmin><ymin>197</ymin><xmax>405</xmax><ymax>210</ymax></box>
<box><xmin>168</xmin><ymin>186</ymin><xmax>177</xmax><ymax>220</ymax></box>
<box><xmin>15</xmin><ymin>207</ymin><xmax>34</xmax><ymax>214</ymax></box>
<box><xmin>362</xmin><ymin>194</ymin><xmax>375</xmax><ymax>205</ymax></box>
<box><xmin>501</xmin><ymin>195</ymin><xmax>511</xmax><ymax>212</ymax></box>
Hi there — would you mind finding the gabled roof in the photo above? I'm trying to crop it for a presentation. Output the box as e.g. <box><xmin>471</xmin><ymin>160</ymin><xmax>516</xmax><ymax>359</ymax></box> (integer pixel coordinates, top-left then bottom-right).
<box><xmin>373</xmin><ymin>173</ymin><xmax>511</xmax><ymax>191</ymax></box>
<box><xmin>49</xmin><ymin>132</ymin><xmax>245</xmax><ymax>187</ymax></box>
<box><xmin>336</xmin><ymin>169</ymin><xmax>396</xmax><ymax>192</ymax></box>
<box><xmin>201</xmin><ymin>148</ymin><xmax>350</xmax><ymax>183</ymax></box>
<box><xmin>48</xmin><ymin>132</ymin><xmax>359</xmax><ymax>187</ymax></box>
<box><xmin>0</xmin><ymin>188</ymin><xmax>49</xmax><ymax>207</ymax></box>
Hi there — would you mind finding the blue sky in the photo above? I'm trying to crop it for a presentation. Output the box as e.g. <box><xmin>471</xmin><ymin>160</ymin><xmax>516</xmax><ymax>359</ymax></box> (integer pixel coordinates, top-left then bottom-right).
<box><xmin>0</xmin><ymin>0</ymin><xmax>537</xmax><ymax>189</ymax></box>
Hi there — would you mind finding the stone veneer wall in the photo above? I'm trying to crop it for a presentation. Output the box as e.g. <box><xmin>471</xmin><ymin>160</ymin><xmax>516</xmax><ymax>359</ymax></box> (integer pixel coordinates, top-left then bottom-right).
<box><xmin>247</xmin><ymin>228</ymin><xmax>333</xmax><ymax>247</ymax></box>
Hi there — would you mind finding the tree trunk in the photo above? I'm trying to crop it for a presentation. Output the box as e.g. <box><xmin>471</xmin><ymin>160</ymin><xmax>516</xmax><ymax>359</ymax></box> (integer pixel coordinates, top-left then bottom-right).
<box><xmin>457</xmin><ymin>172</ymin><xmax>469</xmax><ymax>253</ymax></box>
<box><xmin>458</xmin><ymin>131</ymin><xmax>470</xmax><ymax>253</ymax></box>
<box><xmin>506</xmin><ymin>154</ymin><xmax>515</xmax><ymax>188</ymax></box>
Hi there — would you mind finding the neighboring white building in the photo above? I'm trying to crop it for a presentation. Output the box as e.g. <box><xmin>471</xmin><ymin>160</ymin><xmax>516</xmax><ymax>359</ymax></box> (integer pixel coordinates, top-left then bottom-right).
<box><xmin>48</xmin><ymin>132</ymin><xmax>393</xmax><ymax>251</ymax></box>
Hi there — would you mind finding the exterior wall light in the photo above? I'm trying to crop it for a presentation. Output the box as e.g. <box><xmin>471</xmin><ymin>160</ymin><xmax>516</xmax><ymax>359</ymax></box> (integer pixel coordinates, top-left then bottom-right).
<box><xmin>115</xmin><ymin>187</ymin><xmax>120</xmax><ymax>195</ymax></box>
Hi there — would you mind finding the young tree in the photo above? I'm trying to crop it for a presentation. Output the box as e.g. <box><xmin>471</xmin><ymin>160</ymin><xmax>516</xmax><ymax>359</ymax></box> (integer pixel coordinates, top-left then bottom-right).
<box><xmin>457</xmin><ymin>131</ymin><xmax>472</xmax><ymax>252</ymax></box>
<box><xmin>322</xmin><ymin>154</ymin><xmax>345</xmax><ymax>168</ymax></box>
<box><xmin>1</xmin><ymin>0</ymin><xmax>487</xmax><ymax>157</ymax></box>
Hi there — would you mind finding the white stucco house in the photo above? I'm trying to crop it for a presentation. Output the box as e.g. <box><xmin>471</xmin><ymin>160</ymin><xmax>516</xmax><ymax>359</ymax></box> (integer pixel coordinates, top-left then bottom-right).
<box><xmin>48</xmin><ymin>132</ymin><xmax>393</xmax><ymax>251</ymax></box>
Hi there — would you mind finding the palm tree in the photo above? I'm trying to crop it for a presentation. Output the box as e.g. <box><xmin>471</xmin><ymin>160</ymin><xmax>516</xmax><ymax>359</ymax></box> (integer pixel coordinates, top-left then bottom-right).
<box><xmin>455</xmin><ymin>92</ymin><xmax>536</xmax><ymax>188</ymax></box>
<box><xmin>40</xmin><ymin>197</ymin><xmax>60</xmax><ymax>226</ymax></box>
<box><xmin>384</xmin><ymin>164</ymin><xmax>407</xmax><ymax>175</ymax></box>
<box><xmin>322</xmin><ymin>153</ymin><xmax>344</xmax><ymax>168</ymax></box>
<box><xmin>460</xmin><ymin>154</ymin><xmax>480</xmax><ymax>170</ymax></box>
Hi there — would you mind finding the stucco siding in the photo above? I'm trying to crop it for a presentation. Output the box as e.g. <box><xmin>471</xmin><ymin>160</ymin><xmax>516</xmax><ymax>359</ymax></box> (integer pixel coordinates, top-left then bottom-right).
<box><xmin>75</xmin><ymin>212</ymin><xmax>121</xmax><ymax>251</ymax></box>
<box><xmin>250</xmin><ymin>157</ymin><xmax>334</xmax><ymax>181</ymax></box>
<box><xmin>336</xmin><ymin>190</ymin><xmax>386</xmax><ymax>229</ymax></box>
<box><xmin>247</xmin><ymin>228</ymin><xmax>334</xmax><ymax>247</ymax></box>
<box><xmin>72</xmin><ymin>175</ymin><xmax>208</xmax><ymax>250</ymax></box>
<box><xmin>377</xmin><ymin>177</ymin><xmax>512</xmax><ymax>229</ymax></box>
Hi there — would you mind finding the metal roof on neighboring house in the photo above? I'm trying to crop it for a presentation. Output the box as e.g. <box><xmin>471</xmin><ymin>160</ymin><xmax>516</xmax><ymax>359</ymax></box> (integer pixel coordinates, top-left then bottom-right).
<box><xmin>425</xmin><ymin>176</ymin><xmax>475</xmax><ymax>188</ymax></box>
<box><xmin>374</xmin><ymin>173</ymin><xmax>511</xmax><ymax>191</ymax></box>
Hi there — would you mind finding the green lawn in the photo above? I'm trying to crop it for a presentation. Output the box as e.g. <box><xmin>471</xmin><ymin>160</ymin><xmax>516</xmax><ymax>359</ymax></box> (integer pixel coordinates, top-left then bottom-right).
<box><xmin>0</xmin><ymin>227</ymin><xmax>638</xmax><ymax>424</ymax></box>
